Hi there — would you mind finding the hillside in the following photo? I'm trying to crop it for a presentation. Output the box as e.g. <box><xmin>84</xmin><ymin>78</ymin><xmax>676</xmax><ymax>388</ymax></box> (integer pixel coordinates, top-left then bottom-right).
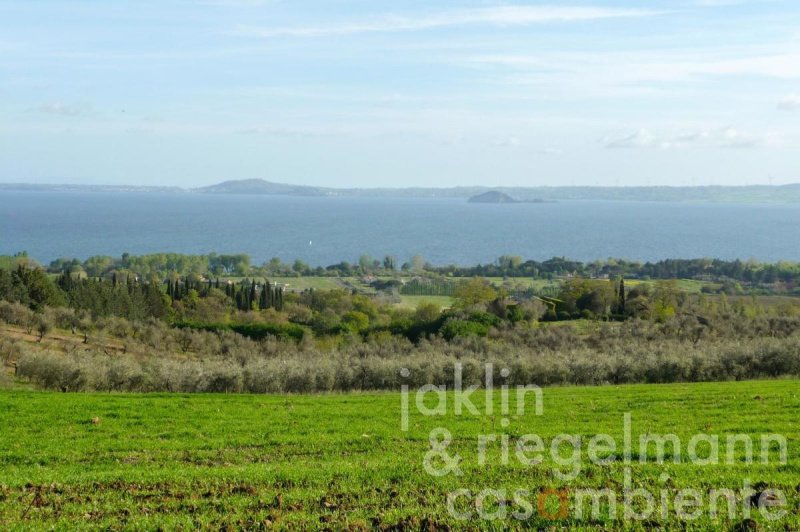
<box><xmin>4</xmin><ymin>179</ymin><xmax>800</xmax><ymax>202</ymax></box>
<box><xmin>468</xmin><ymin>190</ymin><xmax>519</xmax><ymax>203</ymax></box>
<box><xmin>170</xmin><ymin>180</ymin><xmax>800</xmax><ymax>202</ymax></box>
<box><xmin>193</xmin><ymin>179</ymin><xmax>328</xmax><ymax>196</ymax></box>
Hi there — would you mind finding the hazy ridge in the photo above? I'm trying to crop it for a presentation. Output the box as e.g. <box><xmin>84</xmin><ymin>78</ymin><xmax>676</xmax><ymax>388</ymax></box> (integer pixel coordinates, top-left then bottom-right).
<box><xmin>3</xmin><ymin>178</ymin><xmax>800</xmax><ymax>202</ymax></box>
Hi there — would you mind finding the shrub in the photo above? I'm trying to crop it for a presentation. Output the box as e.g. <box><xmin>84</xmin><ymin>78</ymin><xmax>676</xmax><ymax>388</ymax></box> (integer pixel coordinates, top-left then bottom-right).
<box><xmin>0</xmin><ymin>301</ymin><xmax>34</xmax><ymax>327</ymax></box>
<box><xmin>0</xmin><ymin>337</ymin><xmax>22</xmax><ymax>365</ymax></box>
<box><xmin>35</xmin><ymin>315</ymin><xmax>52</xmax><ymax>342</ymax></box>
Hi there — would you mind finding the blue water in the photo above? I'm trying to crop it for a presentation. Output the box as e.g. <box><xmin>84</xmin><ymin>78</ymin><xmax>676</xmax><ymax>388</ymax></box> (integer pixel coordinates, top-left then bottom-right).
<box><xmin>2</xmin><ymin>191</ymin><xmax>800</xmax><ymax>265</ymax></box>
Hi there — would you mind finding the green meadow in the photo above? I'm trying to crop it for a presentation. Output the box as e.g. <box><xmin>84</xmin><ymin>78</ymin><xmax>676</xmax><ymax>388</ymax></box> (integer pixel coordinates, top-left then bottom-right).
<box><xmin>396</xmin><ymin>295</ymin><xmax>455</xmax><ymax>310</ymax></box>
<box><xmin>1</xmin><ymin>380</ymin><xmax>798</xmax><ymax>530</ymax></box>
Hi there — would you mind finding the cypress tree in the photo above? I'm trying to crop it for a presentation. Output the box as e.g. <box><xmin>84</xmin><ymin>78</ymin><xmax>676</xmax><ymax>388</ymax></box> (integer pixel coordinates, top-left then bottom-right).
<box><xmin>618</xmin><ymin>277</ymin><xmax>626</xmax><ymax>314</ymax></box>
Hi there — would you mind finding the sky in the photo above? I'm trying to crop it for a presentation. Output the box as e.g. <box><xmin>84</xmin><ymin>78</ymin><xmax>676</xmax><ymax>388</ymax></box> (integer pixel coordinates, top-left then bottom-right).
<box><xmin>0</xmin><ymin>0</ymin><xmax>799</xmax><ymax>188</ymax></box>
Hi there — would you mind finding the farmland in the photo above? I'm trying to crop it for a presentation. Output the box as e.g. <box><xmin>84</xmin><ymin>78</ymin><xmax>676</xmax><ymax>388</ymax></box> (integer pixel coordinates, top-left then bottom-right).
<box><xmin>396</xmin><ymin>295</ymin><xmax>454</xmax><ymax>310</ymax></box>
<box><xmin>3</xmin><ymin>253</ymin><xmax>800</xmax><ymax>528</ymax></box>
<box><xmin>0</xmin><ymin>380</ymin><xmax>798</xmax><ymax>529</ymax></box>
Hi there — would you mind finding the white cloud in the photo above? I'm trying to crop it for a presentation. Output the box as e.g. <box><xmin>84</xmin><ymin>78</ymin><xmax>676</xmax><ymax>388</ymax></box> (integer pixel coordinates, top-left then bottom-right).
<box><xmin>603</xmin><ymin>127</ymin><xmax>766</xmax><ymax>150</ymax></box>
<box><xmin>716</xmin><ymin>126</ymin><xmax>760</xmax><ymax>149</ymax></box>
<box><xmin>491</xmin><ymin>136</ymin><xmax>522</xmax><ymax>148</ymax></box>
<box><xmin>693</xmin><ymin>0</ymin><xmax>747</xmax><ymax>5</ymax></box>
<box><xmin>233</xmin><ymin>6</ymin><xmax>662</xmax><ymax>38</ymax></box>
<box><xmin>693</xmin><ymin>0</ymin><xmax>779</xmax><ymax>6</ymax></box>
<box><xmin>777</xmin><ymin>94</ymin><xmax>800</xmax><ymax>110</ymax></box>
<box><xmin>236</xmin><ymin>125</ymin><xmax>351</xmax><ymax>137</ymax></box>
<box><xmin>604</xmin><ymin>129</ymin><xmax>658</xmax><ymax>149</ymax></box>
<box><xmin>33</xmin><ymin>102</ymin><xmax>94</xmax><ymax>117</ymax></box>
<box><xmin>194</xmin><ymin>0</ymin><xmax>276</xmax><ymax>6</ymax></box>
<box><xmin>469</xmin><ymin>50</ymin><xmax>800</xmax><ymax>89</ymax></box>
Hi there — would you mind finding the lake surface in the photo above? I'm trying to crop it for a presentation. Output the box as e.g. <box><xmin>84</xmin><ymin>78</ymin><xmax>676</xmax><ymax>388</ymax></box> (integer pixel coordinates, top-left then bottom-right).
<box><xmin>2</xmin><ymin>191</ymin><xmax>800</xmax><ymax>266</ymax></box>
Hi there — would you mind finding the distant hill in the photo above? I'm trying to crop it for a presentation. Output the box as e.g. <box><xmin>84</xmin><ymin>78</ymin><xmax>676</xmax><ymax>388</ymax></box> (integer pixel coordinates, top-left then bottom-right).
<box><xmin>192</xmin><ymin>180</ymin><xmax>800</xmax><ymax>203</ymax></box>
<box><xmin>200</xmin><ymin>181</ymin><xmax>800</xmax><ymax>203</ymax></box>
<box><xmin>0</xmin><ymin>183</ymin><xmax>182</xmax><ymax>193</ymax></box>
<box><xmin>194</xmin><ymin>179</ymin><xmax>328</xmax><ymax>196</ymax></box>
<box><xmin>467</xmin><ymin>191</ymin><xmax>554</xmax><ymax>204</ymax></box>
<box><xmin>468</xmin><ymin>191</ymin><xmax>519</xmax><ymax>203</ymax></box>
<box><xmin>4</xmin><ymin>179</ymin><xmax>800</xmax><ymax>203</ymax></box>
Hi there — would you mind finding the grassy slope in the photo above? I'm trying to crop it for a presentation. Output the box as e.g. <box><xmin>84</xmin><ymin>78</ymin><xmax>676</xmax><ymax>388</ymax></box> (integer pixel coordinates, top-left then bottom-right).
<box><xmin>0</xmin><ymin>381</ymin><xmax>798</xmax><ymax>529</ymax></box>
<box><xmin>396</xmin><ymin>295</ymin><xmax>454</xmax><ymax>310</ymax></box>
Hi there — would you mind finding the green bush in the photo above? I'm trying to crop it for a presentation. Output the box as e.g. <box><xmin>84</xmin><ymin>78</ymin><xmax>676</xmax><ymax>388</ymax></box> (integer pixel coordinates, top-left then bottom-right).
<box><xmin>439</xmin><ymin>318</ymin><xmax>490</xmax><ymax>340</ymax></box>
<box><xmin>177</xmin><ymin>321</ymin><xmax>306</xmax><ymax>342</ymax></box>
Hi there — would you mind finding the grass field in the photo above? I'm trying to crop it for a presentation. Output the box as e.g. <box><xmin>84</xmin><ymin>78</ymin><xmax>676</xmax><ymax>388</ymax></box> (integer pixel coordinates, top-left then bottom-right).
<box><xmin>482</xmin><ymin>277</ymin><xmax>722</xmax><ymax>298</ymax></box>
<box><xmin>205</xmin><ymin>275</ymin><xmax>753</xmax><ymax>302</ymax></box>
<box><xmin>0</xmin><ymin>380</ymin><xmax>798</xmax><ymax>529</ymax></box>
<box><xmin>229</xmin><ymin>277</ymin><xmax>345</xmax><ymax>292</ymax></box>
<box><xmin>624</xmin><ymin>278</ymin><xmax>715</xmax><ymax>294</ymax></box>
<box><xmin>396</xmin><ymin>295</ymin><xmax>454</xmax><ymax>310</ymax></box>
<box><xmin>485</xmin><ymin>277</ymin><xmax>561</xmax><ymax>290</ymax></box>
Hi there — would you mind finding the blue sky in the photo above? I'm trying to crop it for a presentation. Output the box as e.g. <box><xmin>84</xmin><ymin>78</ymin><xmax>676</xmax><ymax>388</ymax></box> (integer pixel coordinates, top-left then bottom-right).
<box><xmin>0</xmin><ymin>0</ymin><xmax>799</xmax><ymax>188</ymax></box>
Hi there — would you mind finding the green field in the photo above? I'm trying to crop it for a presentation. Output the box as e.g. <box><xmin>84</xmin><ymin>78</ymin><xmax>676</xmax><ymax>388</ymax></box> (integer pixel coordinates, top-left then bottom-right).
<box><xmin>396</xmin><ymin>295</ymin><xmax>455</xmax><ymax>310</ymax></box>
<box><xmin>484</xmin><ymin>277</ymin><xmax>717</xmax><ymax>295</ymax></box>
<box><xmin>625</xmin><ymin>278</ymin><xmax>715</xmax><ymax>294</ymax></box>
<box><xmin>485</xmin><ymin>277</ymin><xmax>561</xmax><ymax>290</ymax></box>
<box><xmin>1</xmin><ymin>380</ymin><xmax>798</xmax><ymax>529</ymax></box>
<box><xmin>232</xmin><ymin>276</ymin><xmax>345</xmax><ymax>292</ymax></box>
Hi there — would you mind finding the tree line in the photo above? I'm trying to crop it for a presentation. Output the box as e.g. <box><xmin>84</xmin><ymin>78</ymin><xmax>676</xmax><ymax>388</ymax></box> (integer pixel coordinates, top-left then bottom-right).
<box><xmin>0</xmin><ymin>251</ymin><xmax>787</xmax><ymax>289</ymax></box>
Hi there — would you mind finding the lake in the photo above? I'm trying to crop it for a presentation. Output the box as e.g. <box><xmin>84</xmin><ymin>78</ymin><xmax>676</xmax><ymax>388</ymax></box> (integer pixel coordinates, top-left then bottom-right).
<box><xmin>2</xmin><ymin>191</ymin><xmax>800</xmax><ymax>266</ymax></box>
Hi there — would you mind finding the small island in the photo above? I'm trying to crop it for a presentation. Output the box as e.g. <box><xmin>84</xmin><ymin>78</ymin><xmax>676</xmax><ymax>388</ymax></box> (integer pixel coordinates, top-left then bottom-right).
<box><xmin>468</xmin><ymin>191</ymin><xmax>519</xmax><ymax>203</ymax></box>
<box><xmin>468</xmin><ymin>190</ymin><xmax>552</xmax><ymax>204</ymax></box>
